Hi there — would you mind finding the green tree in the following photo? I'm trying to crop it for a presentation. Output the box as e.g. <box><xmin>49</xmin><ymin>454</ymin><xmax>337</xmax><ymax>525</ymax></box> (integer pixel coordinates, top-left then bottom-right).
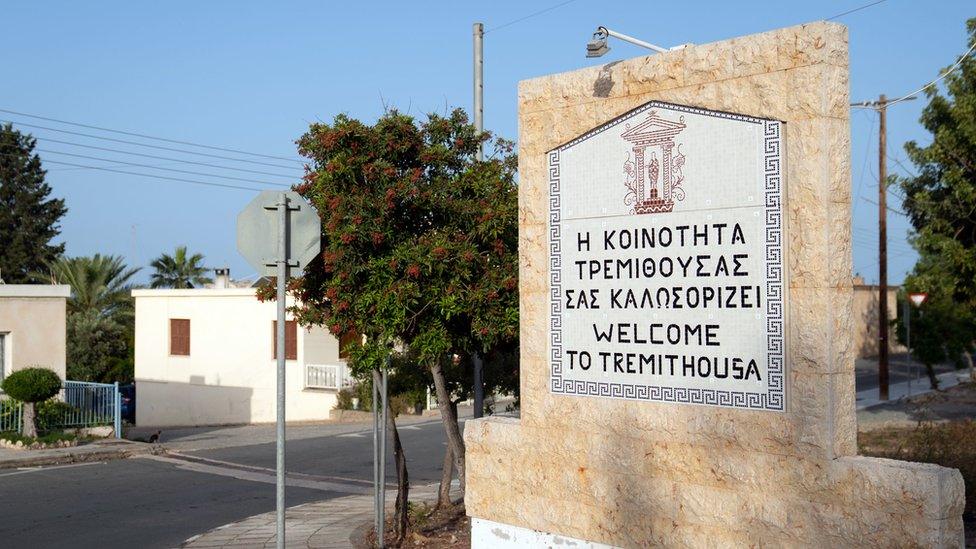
<box><xmin>35</xmin><ymin>255</ymin><xmax>139</xmax><ymax>382</ymax></box>
<box><xmin>897</xmin><ymin>18</ymin><xmax>976</xmax><ymax>383</ymax></box>
<box><xmin>149</xmin><ymin>245</ymin><xmax>211</xmax><ymax>289</ymax></box>
<box><xmin>896</xmin><ymin>256</ymin><xmax>976</xmax><ymax>388</ymax></box>
<box><xmin>0</xmin><ymin>123</ymin><xmax>67</xmax><ymax>283</ymax></box>
<box><xmin>899</xmin><ymin>19</ymin><xmax>976</xmax><ymax>307</ymax></box>
<box><xmin>1</xmin><ymin>367</ymin><xmax>62</xmax><ymax>437</ymax></box>
<box><xmin>282</xmin><ymin>109</ymin><xmax>518</xmax><ymax>537</ymax></box>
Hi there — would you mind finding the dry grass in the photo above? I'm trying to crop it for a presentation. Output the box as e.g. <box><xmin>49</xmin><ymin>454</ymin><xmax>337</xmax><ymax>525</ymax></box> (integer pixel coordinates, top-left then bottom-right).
<box><xmin>860</xmin><ymin>419</ymin><xmax>976</xmax><ymax>519</ymax></box>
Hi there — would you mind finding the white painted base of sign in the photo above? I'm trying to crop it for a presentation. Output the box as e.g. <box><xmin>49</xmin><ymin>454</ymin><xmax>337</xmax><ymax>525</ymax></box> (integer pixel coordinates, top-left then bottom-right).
<box><xmin>471</xmin><ymin>517</ymin><xmax>619</xmax><ymax>549</ymax></box>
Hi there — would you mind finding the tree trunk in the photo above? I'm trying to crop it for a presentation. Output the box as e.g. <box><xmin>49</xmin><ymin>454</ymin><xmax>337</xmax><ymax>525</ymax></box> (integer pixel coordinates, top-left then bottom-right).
<box><xmin>430</xmin><ymin>359</ymin><xmax>465</xmax><ymax>496</ymax></box>
<box><xmin>964</xmin><ymin>349</ymin><xmax>975</xmax><ymax>382</ymax></box>
<box><xmin>436</xmin><ymin>404</ymin><xmax>456</xmax><ymax>509</ymax></box>
<box><xmin>925</xmin><ymin>362</ymin><xmax>940</xmax><ymax>390</ymax></box>
<box><xmin>386</xmin><ymin>400</ymin><xmax>409</xmax><ymax>542</ymax></box>
<box><xmin>22</xmin><ymin>401</ymin><xmax>37</xmax><ymax>438</ymax></box>
<box><xmin>372</xmin><ymin>367</ymin><xmax>410</xmax><ymax>544</ymax></box>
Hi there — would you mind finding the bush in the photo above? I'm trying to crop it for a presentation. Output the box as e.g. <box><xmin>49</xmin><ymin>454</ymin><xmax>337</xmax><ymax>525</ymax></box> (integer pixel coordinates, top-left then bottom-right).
<box><xmin>335</xmin><ymin>387</ymin><xmax>355</xmax><ymax>410</ymax></box>
<box><xmin>1</xmin><ymin>367</ymin><xmax>62</xmax><ymax>403</ymax></box>
<box><xmin>36</xmin><ymin>400</ymin><xmax>77</xmax><ymax>432</ymax></box>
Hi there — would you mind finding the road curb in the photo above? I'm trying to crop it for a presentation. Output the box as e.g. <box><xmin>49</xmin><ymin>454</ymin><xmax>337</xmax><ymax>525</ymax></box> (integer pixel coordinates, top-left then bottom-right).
<box><xmin>0</xmin><ymin>440</ymin><xmax>161</xmax><ymax>469</ymax></box>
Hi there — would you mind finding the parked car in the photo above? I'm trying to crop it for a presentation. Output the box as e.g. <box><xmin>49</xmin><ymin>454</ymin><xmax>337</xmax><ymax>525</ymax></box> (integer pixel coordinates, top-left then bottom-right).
<box><xmin>119</xmin><ymin>383</ymin><xmax>135</xmax><ymax>424</ymax></box>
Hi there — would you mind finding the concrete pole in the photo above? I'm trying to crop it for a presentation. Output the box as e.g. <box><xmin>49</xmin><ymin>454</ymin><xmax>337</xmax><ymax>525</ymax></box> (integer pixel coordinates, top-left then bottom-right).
<box><xmin>275</xmin><ymin>192</ymin><xmax>288</xmax><ymax>549</ymax></box>
<box><xmin>473</xmin><ymin>22</ymin><xmax>484</xmax><ymax>161</ymax></box>
<box><xmin>472</xmin><ymin>21</ymin><xmax>485</xmax><ymax>418</ymax></box>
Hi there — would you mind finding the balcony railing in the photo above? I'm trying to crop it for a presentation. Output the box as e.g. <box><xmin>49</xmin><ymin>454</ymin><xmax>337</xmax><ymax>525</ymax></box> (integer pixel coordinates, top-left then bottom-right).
<box><xmin>304</xmin><ymin>364</ymin><xmax>341</xmax><ymax>390</ymax></box>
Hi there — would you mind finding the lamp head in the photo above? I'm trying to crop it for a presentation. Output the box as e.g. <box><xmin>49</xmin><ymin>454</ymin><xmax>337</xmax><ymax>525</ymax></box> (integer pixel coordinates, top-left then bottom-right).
<box><xmin>586</xmin><ymin>28</ymin><xmax>609</xmax><ymax>58</ymax></box>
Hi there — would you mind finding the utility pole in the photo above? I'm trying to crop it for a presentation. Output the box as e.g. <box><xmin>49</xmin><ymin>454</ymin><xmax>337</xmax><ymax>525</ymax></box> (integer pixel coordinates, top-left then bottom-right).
<box><xmin>851</xmin><ymin>93</ymin><xmax>915</xmax><ymax>401</ymax></box>
<box><xmin>878</xmin><ymin>93</ymin><xmax>889</xmax><ymax>401</ymax></box>
<box><xmin>472</xmin><ymin>22</ymin><xmax>485</xmax><ymax>419</ymax></box>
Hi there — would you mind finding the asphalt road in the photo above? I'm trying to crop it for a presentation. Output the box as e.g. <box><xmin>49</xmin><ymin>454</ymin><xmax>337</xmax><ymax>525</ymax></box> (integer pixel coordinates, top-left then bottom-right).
<box><xmin>854</xmin><ymin>352</ymin><xmax>957</xmax><ymax>391</ymax></box>
<box><xmin>0</xmin><ymin>418</ymin><xmax>454</xmax><ymax>548</ymax></box>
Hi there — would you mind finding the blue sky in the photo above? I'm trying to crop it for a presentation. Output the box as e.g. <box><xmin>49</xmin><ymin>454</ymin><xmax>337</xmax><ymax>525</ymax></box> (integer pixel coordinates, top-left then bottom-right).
<box><xmin>0</xmin><ymin>1</ymin><xmax>970</xmax><ymax>284</ymax></box>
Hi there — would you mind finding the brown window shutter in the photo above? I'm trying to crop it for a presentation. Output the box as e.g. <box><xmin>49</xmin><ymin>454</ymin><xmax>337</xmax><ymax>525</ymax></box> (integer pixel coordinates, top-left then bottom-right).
<box><xmin>170</xmin><ymin>319</ymin><xmax>190</xmax><ymax>356</ymax></box>
<box><xmin>273</xmin><ymin>320</ymin><xmax>298</xmax><ymax>360</ymax></box>
<box><xmin>339</xmin><ymin>330</ymin><xmax>359</xmax><ymax>359</ymax></box>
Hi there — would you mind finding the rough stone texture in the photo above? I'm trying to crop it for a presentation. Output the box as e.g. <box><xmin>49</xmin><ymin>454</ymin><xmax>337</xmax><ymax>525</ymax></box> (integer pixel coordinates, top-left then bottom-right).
<box><xmin>466</xmin><ymin>22</ymin><xmax>965</xmax><ymax>548</ymax></box>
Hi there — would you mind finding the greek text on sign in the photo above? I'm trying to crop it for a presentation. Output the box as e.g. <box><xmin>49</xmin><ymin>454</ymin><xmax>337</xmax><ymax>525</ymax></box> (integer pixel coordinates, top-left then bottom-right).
<box><xmin>548</xmin><ymin>101</ymin><xmax>786</xmax><ymax>411</ymax></box>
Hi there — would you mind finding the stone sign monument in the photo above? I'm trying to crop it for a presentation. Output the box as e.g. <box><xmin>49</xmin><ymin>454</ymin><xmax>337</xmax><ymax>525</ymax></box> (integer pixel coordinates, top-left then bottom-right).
<box><xmin>466</xmin><ymin>22</ymin><xmax>965</xmax><ymax>547</ymax></box>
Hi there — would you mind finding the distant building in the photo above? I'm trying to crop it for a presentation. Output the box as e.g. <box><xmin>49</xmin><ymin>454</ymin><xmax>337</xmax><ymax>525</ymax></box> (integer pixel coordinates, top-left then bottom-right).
<box><xmin>0</xmin><ymin>285</ymin><xmax>70</xmax><ymax>381</ymax></box>
<box><xmin>852</xmin><ymin>276</ymin><xmax>905</xmax><ymax>359</ymax></box>
<box><xmin>133</xmin><ymin>274</ymin><xmax>351</xmax><ymax>426</ymax></box>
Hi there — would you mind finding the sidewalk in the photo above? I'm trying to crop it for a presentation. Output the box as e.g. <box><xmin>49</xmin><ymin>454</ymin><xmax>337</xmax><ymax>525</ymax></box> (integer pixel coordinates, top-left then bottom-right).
<box><xmin>182</xmin><ymin>483</ymin><xmax>444</xmax><ymax>548</ymax></box>
<box><xmin>855</xmin><ymin>368</ymin><xmax>972</xmax><ymax>410</ymax></box>
<box><xmin>0</xmin><ymin>438</ymin><xmax>157</xmax><ymax>469</ymax></box>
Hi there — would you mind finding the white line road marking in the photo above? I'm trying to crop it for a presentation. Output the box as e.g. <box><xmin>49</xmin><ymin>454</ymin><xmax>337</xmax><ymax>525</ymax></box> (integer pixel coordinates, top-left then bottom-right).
<box><xmin>0</xmin><ymin>461</ymin><xmax>104</xmax><ymax>477</ymax></box>
<box><xmin>337</xmin><ymin>432</ymin><xmax>367</xmax><ymax>438</ymax></box>
<box><xmin>137</xmin><ymin>454</ymin><xmax>377</xmax><ymax>494</ymax></box>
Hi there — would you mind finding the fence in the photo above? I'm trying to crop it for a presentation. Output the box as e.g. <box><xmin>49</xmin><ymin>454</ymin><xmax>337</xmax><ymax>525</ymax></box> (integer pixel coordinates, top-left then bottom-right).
<box><xmin>0</xmin><ymin>380</ymin><xmax>120</xmax><ymax>438</ymax></box>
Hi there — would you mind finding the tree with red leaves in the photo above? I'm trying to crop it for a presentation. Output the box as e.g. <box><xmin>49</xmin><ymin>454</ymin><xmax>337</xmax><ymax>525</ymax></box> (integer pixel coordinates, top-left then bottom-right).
<box><xmin>290</xmin><ymin>108</ymin><xmax>518</xmax><ymax>536</ymax></box>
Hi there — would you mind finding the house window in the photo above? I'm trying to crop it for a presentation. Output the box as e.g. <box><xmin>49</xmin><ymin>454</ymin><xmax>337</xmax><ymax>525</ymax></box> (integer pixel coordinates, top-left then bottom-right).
<box><xmin>272</xmin><ymin>321</ymin><xmax>298</xmax><ymax>360</ymax></box>
<box><xmin>338</xmin><ymin>330</ymin><xmax>359</xmax><ymax>359</ymax></box>
<box><xmin>170</xmin><ymin>319</ymin><xmax>190</xmax><ymax>356</ymax></box>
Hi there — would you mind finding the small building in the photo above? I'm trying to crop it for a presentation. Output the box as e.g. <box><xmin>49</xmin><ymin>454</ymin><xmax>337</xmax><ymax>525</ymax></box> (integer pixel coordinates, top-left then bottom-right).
<box><xmin>852</xmin><ymin>276</ymin><xmax>905</xmax><ymax>358</ymax></box>
<box><xmin>0</xmin><ymin>284</ymin><xmax>70</xmax><ymax>381</ymax></box>
<box><xmin>133</xmin><ymin>281</ymin><xmax>350</xmax><ymax>427</ymax></box>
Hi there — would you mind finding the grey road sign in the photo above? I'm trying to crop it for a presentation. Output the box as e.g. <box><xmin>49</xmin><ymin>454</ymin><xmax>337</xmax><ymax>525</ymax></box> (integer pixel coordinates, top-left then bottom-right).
<box><xmin>236</xmin><ymin>189</ymin><xmax>320</xmax><ymax>548</ymax></box>
<box><xmin>237</xmin><ymin>190</ymin><xmax>320</xmax><ymax>276</ymax></box>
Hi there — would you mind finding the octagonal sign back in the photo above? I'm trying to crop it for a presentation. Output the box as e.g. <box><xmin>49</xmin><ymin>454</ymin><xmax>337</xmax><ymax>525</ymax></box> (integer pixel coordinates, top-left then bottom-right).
<box><xmin>237</xmin><ymin>190</ymin><xmax>321</xmax><ymax>277</ymax></box>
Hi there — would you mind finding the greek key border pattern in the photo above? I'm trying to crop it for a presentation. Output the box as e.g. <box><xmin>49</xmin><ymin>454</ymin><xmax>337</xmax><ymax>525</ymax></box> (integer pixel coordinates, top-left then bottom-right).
<box><xmin>547</xmin><ymin>104</ymin><xmax>786</xmax><ymax>412</ymax></box>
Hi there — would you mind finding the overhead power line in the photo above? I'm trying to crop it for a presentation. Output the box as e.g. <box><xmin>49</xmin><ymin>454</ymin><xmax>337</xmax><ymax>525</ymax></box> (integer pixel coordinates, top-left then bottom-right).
<box><xmin>0</xmin><ymin>108</ymin><xmax>305</xmax><ymax>164</ymax></box>
<box><xmin>35</xmin><ymin>136</ymin><xmax>297</xmax><ymax>179</ymax></box>
<box><xmin>885</xmin><ymin>41</ymin><xmax>976</xmax><ymax>107</ymax></box>
<box><xmin>825</xmin><ymin>0</ymin><xmax>887</xmax><ymax>21</ymax></box>
<box><xmin>34</xmin><ymin>148</ymin><xmax>291</xmax><ymax>187</ymax></box>
<box><xmin>29</xmin><ymin>158</ymin><xmax>263</xmax><ymax>192</ymax></box>
<box><xmin>1</xmin><ymin>119</ymin><xmax>302</xmax><ymax>171</ymax></box>
<box><xmin>485</xmin><ymin>0</ymin><xmax>578</xmax><ymax>33</ymax></box>
<box><xmin>851</xmin><ymin>41</ymin><xmax>976</xmax><ymax>111</ymax></box>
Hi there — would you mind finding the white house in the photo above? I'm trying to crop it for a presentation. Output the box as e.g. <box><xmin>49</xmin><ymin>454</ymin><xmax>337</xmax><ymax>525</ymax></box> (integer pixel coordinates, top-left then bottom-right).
<box><xmin>133</xmin><ymin>282</ymin><xmax>351</xmax><ymax>427</ymax></box>
<box><xmin>0</xmin><ymin>284</ymin><xmax>71</xmax><ymax>382</ymax></box>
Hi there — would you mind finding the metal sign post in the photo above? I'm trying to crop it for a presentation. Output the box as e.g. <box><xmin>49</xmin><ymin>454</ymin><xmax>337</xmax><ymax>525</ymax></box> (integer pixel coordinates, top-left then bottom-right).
<box><xmin>238</xmin><ymin>191</ymin><xmax>320</xmax><ymax>549</ymax></box>
<box><xmin>372</xmin><ymin>355</ymin><xmax>389</xmax><ymax>548</ymax></box>
<box><xmin>906</xmin><ymin>293</ymin><xmax>928</xmax><ymax>399</ymax></box>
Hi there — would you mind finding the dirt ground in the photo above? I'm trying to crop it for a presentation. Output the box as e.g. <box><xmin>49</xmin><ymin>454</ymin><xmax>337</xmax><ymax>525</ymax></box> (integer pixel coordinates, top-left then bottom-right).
<box><xmin>361</xmin><ymin>502</ymin><xmax>469</xmax><ymax>548</ymax></box>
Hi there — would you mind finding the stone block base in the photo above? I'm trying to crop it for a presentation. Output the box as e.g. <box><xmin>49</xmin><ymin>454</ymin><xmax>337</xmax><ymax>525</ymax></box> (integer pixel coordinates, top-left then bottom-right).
<box><xmin>465</xmin><ymin>417</ymin><xmax>965</xmax><ymax>548</ymax></box>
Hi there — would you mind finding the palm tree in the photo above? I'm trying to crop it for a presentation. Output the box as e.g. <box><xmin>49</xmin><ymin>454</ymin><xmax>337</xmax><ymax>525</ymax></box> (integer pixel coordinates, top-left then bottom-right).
<box><xmin>149</xmin><ymin>245</ymin><xmax>212</xmax><ymax>289</ymax></box>
<box><xmin>33</xmin><ymin>255</ymin><xmax>140</xmax><ymax>382</ymax></box>
<box><xmin>36</xmin><ymin>254</ymin><xmax>140</xmax><ymax>320</ymax></box>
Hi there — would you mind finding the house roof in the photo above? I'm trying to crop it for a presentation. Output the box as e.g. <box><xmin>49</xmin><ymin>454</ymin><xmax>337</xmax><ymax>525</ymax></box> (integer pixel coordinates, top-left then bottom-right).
<box><xmin>0</xmin><ymin>284</ymin><xmax>71</xmax><ymax>298</ymax></box>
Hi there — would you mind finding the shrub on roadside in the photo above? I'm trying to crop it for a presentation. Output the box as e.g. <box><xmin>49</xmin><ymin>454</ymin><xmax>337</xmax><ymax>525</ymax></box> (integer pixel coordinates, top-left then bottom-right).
<box><xmin>2</xmin><ymin>368</ymin><xmax>62</xmax><ymax>403</ymax></box>
<box><xmin>36</xmin><ymin>400</ymin><xmax>77</xmax><ymax>432</ymax></box>
<box><xmin>0</xmin><ymin>367</ymin><xmax>62</xmax><ymax>437</ymax></box>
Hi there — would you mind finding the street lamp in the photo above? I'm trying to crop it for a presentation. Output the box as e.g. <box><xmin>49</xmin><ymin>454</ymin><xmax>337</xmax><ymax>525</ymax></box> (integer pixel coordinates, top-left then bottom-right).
<box><xmin>586</xmin><ymin>26</ymin><xmax>691</xmax><ymax>58</ymax></box>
